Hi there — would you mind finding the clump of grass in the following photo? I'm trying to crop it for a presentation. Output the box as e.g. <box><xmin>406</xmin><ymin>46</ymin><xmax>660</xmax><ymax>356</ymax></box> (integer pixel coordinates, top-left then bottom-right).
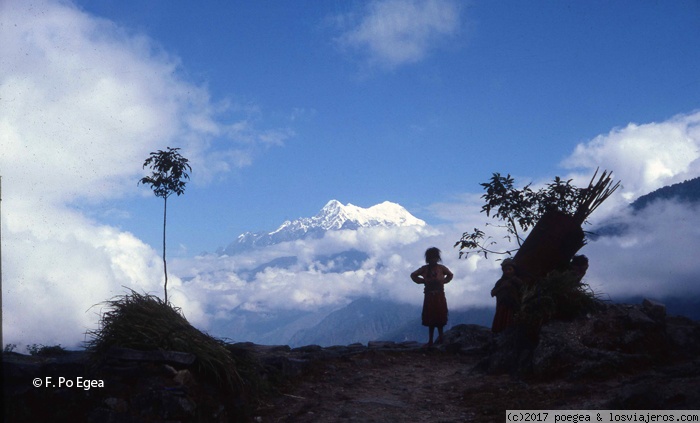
<box><xmin>85</xmin><ymin>290</ymin><xmax>244</xmax><ymax>395</ymax></box>
<box><xmin>518</xmin><ymin>270</ymin><xmax>602</xmax><ymax>327</ymax></box>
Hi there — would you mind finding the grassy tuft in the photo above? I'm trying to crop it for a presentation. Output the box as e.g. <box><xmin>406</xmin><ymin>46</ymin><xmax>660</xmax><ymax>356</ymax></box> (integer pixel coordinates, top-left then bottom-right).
<box><xmin>85</xmin><ymin>290</ymin><xmax>244</xmax><ymax>395</ymax></box>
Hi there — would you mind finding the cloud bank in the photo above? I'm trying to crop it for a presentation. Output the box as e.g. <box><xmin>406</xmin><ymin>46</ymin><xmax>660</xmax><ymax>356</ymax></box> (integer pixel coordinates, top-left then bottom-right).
<box><xmin>562</xmin><ymin>112</ymin><xmax>700</xmax><ymax>208</ymax></box>
<box><xmin>0</xmin><ymin>0</ymin><xmax>289</xmax><ymax>348</ymax></box>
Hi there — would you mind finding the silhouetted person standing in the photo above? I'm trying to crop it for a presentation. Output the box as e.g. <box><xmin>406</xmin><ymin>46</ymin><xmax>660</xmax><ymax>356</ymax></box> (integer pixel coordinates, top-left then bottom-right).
<box><xmin>411</xmin><ymin>247</ymin><xmax>454</xmax><ymax>346</ymax></box>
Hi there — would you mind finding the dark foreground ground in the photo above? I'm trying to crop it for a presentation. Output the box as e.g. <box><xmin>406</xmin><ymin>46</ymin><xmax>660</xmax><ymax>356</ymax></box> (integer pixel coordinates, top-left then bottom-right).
<box><xmin>253</xmin><ymin>341</ymin><xmax>700</xmax><ymax>423</ymax></box>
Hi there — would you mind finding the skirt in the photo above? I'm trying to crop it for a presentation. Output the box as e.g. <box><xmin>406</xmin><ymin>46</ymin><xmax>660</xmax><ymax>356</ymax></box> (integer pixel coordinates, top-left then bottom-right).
<box><xmin>422</xmin><ymin>291</ymin><xmax>448</xmax><ymax>327</ymax></box>
<box><xmin>491</xmin><ymin>303</ymin><xmax>516</xmax><ymax>333</ymax></box>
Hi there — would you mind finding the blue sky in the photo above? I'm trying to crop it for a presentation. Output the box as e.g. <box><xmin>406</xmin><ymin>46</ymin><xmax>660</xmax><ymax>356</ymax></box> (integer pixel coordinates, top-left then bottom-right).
<box><xmin>66</xmin><ymin>0</ymin><xmax>700</xmax><ymax>254</ymax></box>
<box><xmin>2</xmin><ymin>0</ymin><xmax>700</xmax><ymax>347</ymax></box>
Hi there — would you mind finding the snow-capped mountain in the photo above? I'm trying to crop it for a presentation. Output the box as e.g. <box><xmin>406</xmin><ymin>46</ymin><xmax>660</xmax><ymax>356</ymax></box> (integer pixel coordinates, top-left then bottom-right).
<box><xmin>220</xmin><ymin>200</ymin><xmax>425</xmax><ymax>255</ymax></box>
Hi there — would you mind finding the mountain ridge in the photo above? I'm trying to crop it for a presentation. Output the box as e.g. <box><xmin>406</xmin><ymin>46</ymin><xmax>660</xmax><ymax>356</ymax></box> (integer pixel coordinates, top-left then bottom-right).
<box><xmin>631</xmin><ymin>176</ymin><xmax>700</xmax><ymax>210</ymax></box>
<box><xmin>591</xmin><ymin>176</ymin><xmax>700</xmax><ymax>239</ymax></box>
<box><xmin>220</xmin><ymin>199</ymin><xmax>425</xmax><ymax>255</ymax></box>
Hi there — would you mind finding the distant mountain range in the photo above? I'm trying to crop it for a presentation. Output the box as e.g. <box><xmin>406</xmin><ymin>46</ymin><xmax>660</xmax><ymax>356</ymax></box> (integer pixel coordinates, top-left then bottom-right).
<box><xmin>207</xmin><ymin>297</ymin><xmax>495</xmax><ymax>348</ymax></box>
<box><xmin>288</xmin><ymin>297</ymin><xmax>494</xmax><ymax>347</ymax></box>
<box><xmin>218</xmin><ymin>200</ymin><xmax>426</xmax><ymax>255</ymax></box>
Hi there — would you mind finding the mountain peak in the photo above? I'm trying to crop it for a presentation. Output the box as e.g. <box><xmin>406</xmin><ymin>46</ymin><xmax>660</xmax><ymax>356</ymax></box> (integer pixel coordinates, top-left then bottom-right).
<box><xmin>322</xmin><ymin>199</ymin><xmax>344</xmax><ymax>210</ymax></box>
<box><xmin>314</xmin><ymin>200</ymin><xmax>425</xmax><ymax>230</ymax></box>
<box><xmin>221</xmin><ymin>200</ymin><xmax>425</xmax><ymax>254</ymax></box>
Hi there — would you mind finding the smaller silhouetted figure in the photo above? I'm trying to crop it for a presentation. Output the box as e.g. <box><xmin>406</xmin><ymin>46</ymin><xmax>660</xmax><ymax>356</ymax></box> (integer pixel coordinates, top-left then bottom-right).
<box><xmin>490</xmin><ymin>258</ymin><xmax>524</xmax><ymax>333</ymax></box>
<box><xmin>569</xmin><ymin>254</ymin><xmax>589</xmax><ymax>282</ymax></box>
<box><xmin>411</xmin><ymin>247</ymin><xmax>454</xmax><ymax>347</ymax></box>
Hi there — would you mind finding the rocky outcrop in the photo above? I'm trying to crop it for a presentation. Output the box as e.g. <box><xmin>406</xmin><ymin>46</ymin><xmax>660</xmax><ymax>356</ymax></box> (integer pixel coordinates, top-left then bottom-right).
<box><xmin>478</xmin><ymin>299</ymin><xmax>700</xmax><ymax>382</ymax></box>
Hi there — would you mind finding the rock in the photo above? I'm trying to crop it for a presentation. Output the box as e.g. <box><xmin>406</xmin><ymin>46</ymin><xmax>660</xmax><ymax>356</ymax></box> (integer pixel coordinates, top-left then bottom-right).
<box><xmin>441</xmin><ymin>324</ymin><xmax>493</xmax><ymax>354</ymax></box>
<box><xmin>106</xmin><ymin>347</ymin><xmax>196</xmax><ymax>365</ymax></box>
<box><xmin>104</xmin><ymin>397</ymin><xmax>129</xmax><ymax>413</ymax></box>
<box><xmin>367</xmin><ymin>341</ymin><xmax>398</xmax><ymax>349</ymax></box>
<box><xmin>475</xmin><ymin>325</ymin><xmax>535</xmax><ymax>376</ymax></box>
<box><xmin>642</xmin><ymin>298</ymin><xmax>667</xmax><ymax>320</ymax></box>
<box><xmin>532</xmin><ymin>319</ymin><xmax>652</xmax><ymax>380</ymax></box>
<box><xmin>291</xmin><ymin>344</ymin><xmax>323</xmax><ymax>353</ymax></box>
<box><xmin>666</xmin><ymin>315</ymin><xmax>700</xmax><ymax>356</ymax></box>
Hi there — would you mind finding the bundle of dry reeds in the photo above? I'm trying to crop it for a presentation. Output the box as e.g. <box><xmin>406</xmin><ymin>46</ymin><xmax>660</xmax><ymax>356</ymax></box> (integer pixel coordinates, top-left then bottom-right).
<box><xmin>574</xmin><ymin>168</ymin><xmax>621</xmax><ymax>224</ymax></box>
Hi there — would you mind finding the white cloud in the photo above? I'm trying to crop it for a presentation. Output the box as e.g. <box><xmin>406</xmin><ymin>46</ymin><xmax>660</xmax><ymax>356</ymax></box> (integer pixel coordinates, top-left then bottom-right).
<box><xmin>556</xmin><ymin>111</ymin><xmax>700</xmax><ymax>302</ymax></box>
<box><xmin>562</xmin><ymin>111</ymin><xmax>700</xmax><ymax>205</ymax></box>
<box><xmin>0</xmin><ymin>0</ymin><xmax>289</xmax><ymax>349</ymax></box>
<box><xmin>334</xmin><ymin>0</ymin><xmax>462</xmax><ymax>69</ymax></box>
<box><xmin>2</xmin><ymin>202</ymin><xmax>167</xmax><ymax>348</ymax></box>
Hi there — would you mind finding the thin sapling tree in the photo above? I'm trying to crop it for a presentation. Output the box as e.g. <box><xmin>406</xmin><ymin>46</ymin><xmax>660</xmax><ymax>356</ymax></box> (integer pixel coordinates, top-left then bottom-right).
<box><xmin>139</xmin><ymin>147</ymin><xmax>192</xmax><ymax>303</ymax></box>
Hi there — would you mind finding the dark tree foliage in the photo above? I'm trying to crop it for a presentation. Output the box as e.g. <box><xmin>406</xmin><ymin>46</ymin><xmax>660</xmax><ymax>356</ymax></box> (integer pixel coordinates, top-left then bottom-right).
<box><xmin>139</xmin><ymin>147</ymin><xmax>191</xmax><ymax>303</ymax></box>
<box><xmin>140</xmin><ymin>147</ymin><xmax>191</xmax><ymax>200</ymax></box>
<box><xmin>455</xmin><ymin>170</ymin><xmax>619</xmax><ymax>261</ymax></box>
<box><xmin>455</xmin><ymin>174</ymin><xmax>584</xmax><ymax>259</ymax></box>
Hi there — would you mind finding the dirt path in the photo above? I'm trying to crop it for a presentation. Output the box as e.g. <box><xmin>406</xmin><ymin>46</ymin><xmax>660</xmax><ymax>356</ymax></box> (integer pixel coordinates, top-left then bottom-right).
<box><xmin>253</xmin><ymin>348</ymin><xmax>609</xmax><ymax>423</ymax></box>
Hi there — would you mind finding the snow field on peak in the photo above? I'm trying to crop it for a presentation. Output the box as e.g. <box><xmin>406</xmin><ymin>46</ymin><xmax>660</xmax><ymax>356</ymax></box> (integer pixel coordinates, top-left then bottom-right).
<box><xmin>316</xmin><ymin>200</ymin><xmax>425</xmax><ymax>230</ymax></box>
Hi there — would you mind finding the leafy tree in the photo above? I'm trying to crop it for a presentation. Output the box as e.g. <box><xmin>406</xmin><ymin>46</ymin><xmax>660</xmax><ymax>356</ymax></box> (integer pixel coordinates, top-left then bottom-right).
<box><xmin>139</xmin><ymin>147</ymin><xmax>192</xmax><ymax>303</ymax></box>
<box><xmin>455</xmin><ymin>170</ymin><xmax>619</xmax><ymax>261</ymax></box>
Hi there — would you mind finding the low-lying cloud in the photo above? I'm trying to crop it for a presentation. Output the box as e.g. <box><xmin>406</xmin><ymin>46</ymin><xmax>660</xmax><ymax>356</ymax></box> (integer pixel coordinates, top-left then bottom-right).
<box><xmin>585</xmin><ymin>200</ymin><xmax>700</xmax><ymax>301</ymax></box>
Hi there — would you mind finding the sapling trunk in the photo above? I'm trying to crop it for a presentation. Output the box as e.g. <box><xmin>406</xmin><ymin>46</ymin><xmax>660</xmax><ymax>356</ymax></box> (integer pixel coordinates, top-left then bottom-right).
<box><xmin>163</xmin><ymin>195</ymin><xmax>168</xmax><ymax>304</ymax></box>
